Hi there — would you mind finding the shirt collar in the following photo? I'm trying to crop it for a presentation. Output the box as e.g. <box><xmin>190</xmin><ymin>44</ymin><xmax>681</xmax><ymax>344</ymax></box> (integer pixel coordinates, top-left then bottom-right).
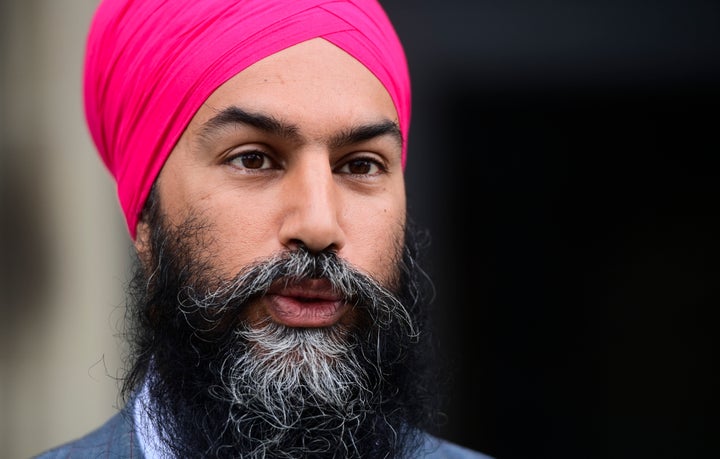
<box><xmin>133</xmin><ymin>379</ymin><xmax>174</xmax><ymax>459</ymax></box>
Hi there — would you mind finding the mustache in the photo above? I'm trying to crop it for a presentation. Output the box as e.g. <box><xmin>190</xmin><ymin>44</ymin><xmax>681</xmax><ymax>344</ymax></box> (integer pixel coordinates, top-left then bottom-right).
<box><xmin>176</xmin><ymin>248</ymin><xmax>418</xmax><ymax>338</ymax></box>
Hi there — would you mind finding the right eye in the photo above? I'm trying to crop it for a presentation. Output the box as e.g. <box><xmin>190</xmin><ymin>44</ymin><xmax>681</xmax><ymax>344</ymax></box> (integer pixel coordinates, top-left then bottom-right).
<box><xmin>227</xmin><ymin>150</ymin><xmax>275</xmax><ymax>170</ymax></box>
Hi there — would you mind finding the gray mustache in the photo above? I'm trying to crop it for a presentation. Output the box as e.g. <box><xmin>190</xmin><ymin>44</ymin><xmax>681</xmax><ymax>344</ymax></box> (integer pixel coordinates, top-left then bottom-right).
<box><xmin>177</xmin><ymin>249</ymin><xmax>417</xmax><ymax>337</ymax></box>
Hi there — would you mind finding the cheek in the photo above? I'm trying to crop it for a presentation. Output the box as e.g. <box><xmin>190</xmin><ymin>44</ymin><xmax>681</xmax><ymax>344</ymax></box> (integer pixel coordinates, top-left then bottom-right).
<box><xmin>344</xmin><ymin>202</ymin><xmax>406</xmax><ymax>283</ymax></box>
<box><xmin>186</xmin><ymin>193</ymin><xmax>281</xmax><ymax>276</ymax></box>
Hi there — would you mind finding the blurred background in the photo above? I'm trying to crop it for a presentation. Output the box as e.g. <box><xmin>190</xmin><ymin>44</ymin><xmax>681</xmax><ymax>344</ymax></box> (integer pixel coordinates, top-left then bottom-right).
<box><xmin>1</xmin><ymin>1</ymin><xmax>718</xmax><ymax>458</ymax></box>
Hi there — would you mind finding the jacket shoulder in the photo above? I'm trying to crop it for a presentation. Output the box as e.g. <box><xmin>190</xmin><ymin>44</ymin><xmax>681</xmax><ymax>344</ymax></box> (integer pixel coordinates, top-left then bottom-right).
<box><xmin>419</xmin><ymin>433</ymin><xmax>494</xmax><ymax>459</ymax></box>
<box><xmin>33</xmin><ymin>408</ymin><xmax>143</xmax><ymax>459</ymax></box>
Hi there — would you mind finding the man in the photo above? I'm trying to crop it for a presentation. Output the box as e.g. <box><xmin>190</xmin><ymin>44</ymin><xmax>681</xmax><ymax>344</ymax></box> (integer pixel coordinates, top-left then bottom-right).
<box><xmin>37</xmin><ymin>0</ymin><xmax>491</xmax><ymax>457</ymax></box>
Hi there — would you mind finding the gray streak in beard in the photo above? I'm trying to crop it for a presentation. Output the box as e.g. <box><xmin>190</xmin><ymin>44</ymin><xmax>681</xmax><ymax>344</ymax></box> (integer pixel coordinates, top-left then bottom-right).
<box><xmin>221</xmin><ymin>323</ymin><xmax>368</xmax><ymax>434</ymax></box>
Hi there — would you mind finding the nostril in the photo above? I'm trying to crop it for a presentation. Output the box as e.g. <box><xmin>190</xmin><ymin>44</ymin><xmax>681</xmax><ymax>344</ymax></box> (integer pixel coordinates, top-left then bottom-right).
<box><xmin>287</xmin><ymin>239</ymin><xmax>305</xmax><ymax>250</ymax></box>
<box><xmin>286</xmin><ymin>238</ymin><xmax>338</xmax><ymax>256</ymax></box>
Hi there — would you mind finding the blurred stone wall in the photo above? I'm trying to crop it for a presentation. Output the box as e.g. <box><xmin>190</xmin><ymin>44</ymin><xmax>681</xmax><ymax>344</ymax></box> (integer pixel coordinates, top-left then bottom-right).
<box><xmin>0</xmin><ymin>1</ymin><xmax>129</xmax><ymax>457</ymax></box>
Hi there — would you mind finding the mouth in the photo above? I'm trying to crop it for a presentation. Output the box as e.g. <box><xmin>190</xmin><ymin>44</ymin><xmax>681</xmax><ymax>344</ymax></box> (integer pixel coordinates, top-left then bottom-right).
<box><xmin>263</xmin><ymin>278</ymin><xmax>350</xmax><ymax>328</ymax></box>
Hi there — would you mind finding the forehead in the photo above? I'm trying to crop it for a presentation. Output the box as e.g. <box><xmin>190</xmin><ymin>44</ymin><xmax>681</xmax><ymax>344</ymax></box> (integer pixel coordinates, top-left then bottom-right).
<box><xmin>190</xmin><ymin>38</ymin><xmax>399</xmax><ymax>137</ymax></box>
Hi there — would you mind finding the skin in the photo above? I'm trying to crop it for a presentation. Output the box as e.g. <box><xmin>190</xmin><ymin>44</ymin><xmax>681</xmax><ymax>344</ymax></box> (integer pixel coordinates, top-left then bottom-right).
<box><xmin>135</xmin><ymin>38</ymin><xmax>407</xmax><ymax>328</ymax></box>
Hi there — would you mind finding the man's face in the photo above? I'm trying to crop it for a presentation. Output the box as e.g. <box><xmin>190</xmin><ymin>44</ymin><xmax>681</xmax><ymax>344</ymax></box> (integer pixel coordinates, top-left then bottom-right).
<box><xmin>137</xmin><ymin>38</ymin><xmax>406</xmax><ymax>329</ymax></box>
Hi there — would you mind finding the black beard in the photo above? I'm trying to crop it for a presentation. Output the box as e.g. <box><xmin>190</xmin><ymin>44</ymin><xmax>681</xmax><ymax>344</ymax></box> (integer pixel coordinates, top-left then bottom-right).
<box><xmin>122</xmin><ymin>191</ymin><xmax>441</xmax><ymax>458</ymax></box>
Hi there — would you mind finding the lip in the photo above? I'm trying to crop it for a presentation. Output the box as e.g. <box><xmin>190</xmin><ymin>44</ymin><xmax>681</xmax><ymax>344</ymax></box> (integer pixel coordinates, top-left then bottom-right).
<box><xmin>264</xmin><ymin>279</ymin><xmax>349</xmax><ymax>327</ymax></box>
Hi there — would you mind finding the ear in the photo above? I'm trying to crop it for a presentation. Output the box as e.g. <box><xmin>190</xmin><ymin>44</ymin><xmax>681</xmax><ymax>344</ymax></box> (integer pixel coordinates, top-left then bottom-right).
<box><xmin>133</xmin><ymin>219</ymin><xmax>152</xmax><ymax>265</ymax></box>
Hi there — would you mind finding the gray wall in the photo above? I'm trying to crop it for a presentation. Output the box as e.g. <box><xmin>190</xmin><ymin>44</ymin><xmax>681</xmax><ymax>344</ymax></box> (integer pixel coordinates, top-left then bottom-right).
<box><xmin>0</xmin><ymin>2</ymin><xmax>127</xmax><ymax>458</ymax></box>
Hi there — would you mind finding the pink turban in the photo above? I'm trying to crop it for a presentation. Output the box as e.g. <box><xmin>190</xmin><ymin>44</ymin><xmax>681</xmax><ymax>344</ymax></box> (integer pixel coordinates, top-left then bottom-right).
<box><xmin>84</xmin><ymin>0</ymin><xmax>411</xmax><ymax>239</ymax></box>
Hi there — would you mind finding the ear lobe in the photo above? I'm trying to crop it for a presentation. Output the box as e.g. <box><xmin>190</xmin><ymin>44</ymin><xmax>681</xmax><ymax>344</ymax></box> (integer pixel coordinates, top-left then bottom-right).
<box><xmin>134</xmin><ymin>219</ymin><xmax>151</xmax><ymax>262</ymax></box>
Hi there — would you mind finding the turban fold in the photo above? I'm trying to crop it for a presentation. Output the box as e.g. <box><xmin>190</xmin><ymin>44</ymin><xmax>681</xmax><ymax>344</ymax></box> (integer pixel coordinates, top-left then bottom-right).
<box><xmin>83</xmin><ymin>0</ymin><xmax>411</xmax><ymax>238</ymax></box>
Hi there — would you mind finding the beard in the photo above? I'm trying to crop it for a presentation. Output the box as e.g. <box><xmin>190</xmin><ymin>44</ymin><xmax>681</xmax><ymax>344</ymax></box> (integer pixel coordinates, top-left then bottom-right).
<box><xmin>122</xmin><ymin>191</ymin><xmax>441</xmax><ymax>458</ymax></box>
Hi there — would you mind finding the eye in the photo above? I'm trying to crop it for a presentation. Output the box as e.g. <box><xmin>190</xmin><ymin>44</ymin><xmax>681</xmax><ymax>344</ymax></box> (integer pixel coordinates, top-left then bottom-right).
<box><xmin>337</xmin><ymin>157</ymin><xmax>385</xmax><ymax>175</ymax></box>
<box><xmin>227</xmin><ymin>150</ymin><xmax>275</xmax><ymax>170</ymax></box>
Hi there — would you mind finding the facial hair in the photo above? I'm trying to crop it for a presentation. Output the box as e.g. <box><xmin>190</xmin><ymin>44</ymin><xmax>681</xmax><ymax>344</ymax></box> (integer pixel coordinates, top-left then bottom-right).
<box><xmin>122</xmin><ymin>191</ymin><xmax>441</xmax><ymax>458</ymax></box>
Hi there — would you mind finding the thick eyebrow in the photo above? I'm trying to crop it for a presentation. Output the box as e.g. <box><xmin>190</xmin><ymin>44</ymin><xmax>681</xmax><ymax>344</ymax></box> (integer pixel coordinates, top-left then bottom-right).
<box><xmin>329</xmin><ymin>120</ymin><xmax>403</xmax><ymax>150</ymax></box>
<box><xmin>198</xmin><ymin>106</ymin><xmax>301</xmax><ymax>145</ymax></box>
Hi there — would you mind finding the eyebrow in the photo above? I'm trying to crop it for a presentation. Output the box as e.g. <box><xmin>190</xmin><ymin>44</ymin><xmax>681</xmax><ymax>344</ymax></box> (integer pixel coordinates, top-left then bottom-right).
<box><xmin>198</xmin><ymin>106</ymin><xmax>300</xmax><ymax>144</ymax></box>
<box><xmin>198</xmin><ymin>105</ymin><xmax>402</xmax><ymax>150</ymax></box>
<box><xmin>329</xmin><ymin>119</ymin><xmax>402</xmax><ymax>150</ymax></box>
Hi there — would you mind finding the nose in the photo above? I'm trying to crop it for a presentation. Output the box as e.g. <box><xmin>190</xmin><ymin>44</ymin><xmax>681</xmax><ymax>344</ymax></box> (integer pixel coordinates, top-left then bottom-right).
<box><xmin>278</xmin><ymin>156</ymin><xmax>346</xmax><ymax>253</ymax></box>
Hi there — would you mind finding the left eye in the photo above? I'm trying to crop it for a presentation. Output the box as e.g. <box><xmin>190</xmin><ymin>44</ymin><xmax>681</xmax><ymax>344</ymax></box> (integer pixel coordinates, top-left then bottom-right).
<box><xmin>228</xmin><ymin>151</ymin><xmax>273</xmax><ymax>170</ymax></box>
<box><xmin>338</xmin><ymin>158</ymin><xmax>383</xmax><ymax>175</ymax></box>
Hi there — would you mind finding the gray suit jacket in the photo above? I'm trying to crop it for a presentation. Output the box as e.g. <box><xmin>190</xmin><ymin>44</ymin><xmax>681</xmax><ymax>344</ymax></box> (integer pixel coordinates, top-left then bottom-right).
<box><xmin>35</xmin><ymin>403</ymin><xmax>491</xmax><ymax>459</ymax></box>
<box><xmin>34</xmin><ymin>408</ymin><xmax>142</xmax><ymax>459</ymax></box>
